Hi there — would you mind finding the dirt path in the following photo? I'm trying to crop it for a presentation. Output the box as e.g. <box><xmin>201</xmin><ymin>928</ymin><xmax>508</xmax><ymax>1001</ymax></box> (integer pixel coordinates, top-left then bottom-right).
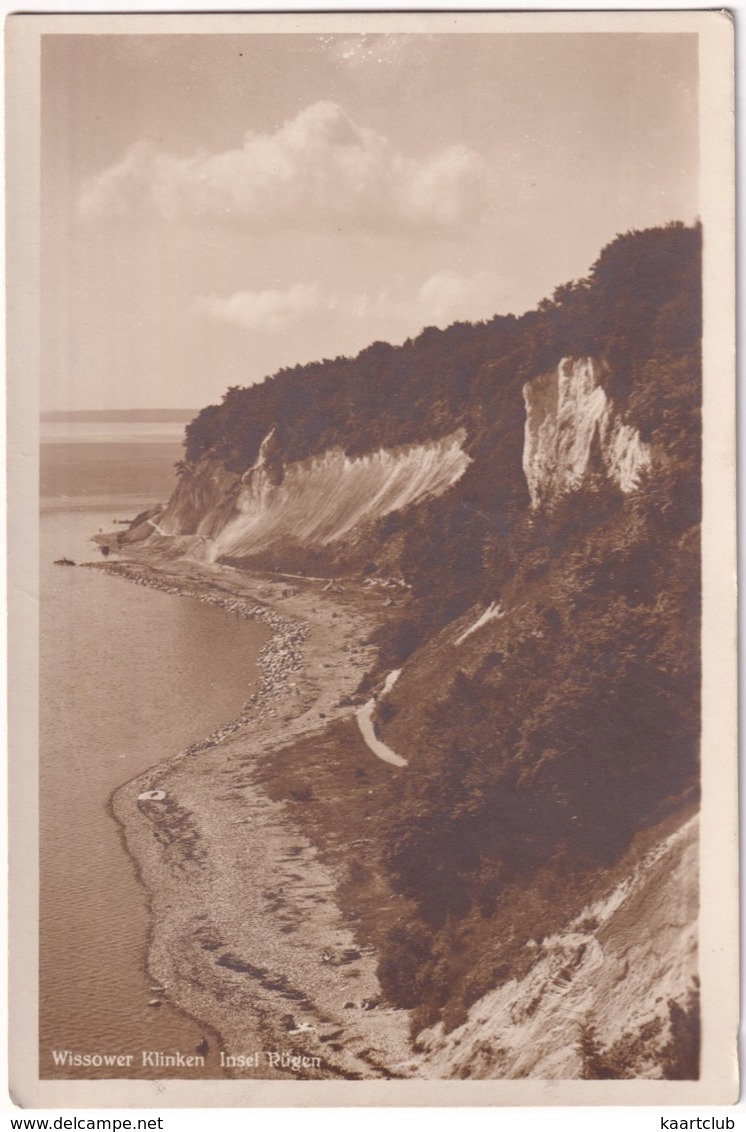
<box><xmin>355</xmin><ymin>701</ymin><xmax>408</xmax><ymax>767</ymax></box>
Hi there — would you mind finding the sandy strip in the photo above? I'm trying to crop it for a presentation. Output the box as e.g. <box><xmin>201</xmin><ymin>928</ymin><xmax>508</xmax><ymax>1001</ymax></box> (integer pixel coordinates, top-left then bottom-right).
<box><xmin>94</xmin><ymin>556</ymin><xmax>416</xmax><ymax>1080</ymax></box>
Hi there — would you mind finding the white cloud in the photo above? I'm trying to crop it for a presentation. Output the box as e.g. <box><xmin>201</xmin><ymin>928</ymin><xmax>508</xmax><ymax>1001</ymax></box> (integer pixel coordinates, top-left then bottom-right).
<box><xmin>197</xmin><ymin>267</ymin><xmax>506</xmax><ymax>339</ymax></box>
<box><xmin>78</xmin><ymin>101</ymin><xmax>483</xmax><ymax>231</ymax></box>
<box><xmin>196</xmin><ymin>283</ymin><xmax>329</xmax><ymax>333</ymax></box>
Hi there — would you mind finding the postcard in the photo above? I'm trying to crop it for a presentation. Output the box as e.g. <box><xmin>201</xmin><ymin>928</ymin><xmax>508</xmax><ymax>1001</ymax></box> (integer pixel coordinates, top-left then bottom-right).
<box><xmin>6</xmin><ymin>10</ymin><xmax>737</xmax><ymax>1108</ymax></box>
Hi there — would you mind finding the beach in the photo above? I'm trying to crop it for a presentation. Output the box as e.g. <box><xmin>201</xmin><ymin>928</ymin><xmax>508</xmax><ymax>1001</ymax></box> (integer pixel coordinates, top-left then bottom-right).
<box><xmin>97</xmin><ymin>551</ymin><xmax>416</xmax><ymax>1080</ymax></box>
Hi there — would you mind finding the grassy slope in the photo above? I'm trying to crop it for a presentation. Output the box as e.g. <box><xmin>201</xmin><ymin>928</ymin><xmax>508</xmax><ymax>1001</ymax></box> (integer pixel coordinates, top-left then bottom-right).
<box><xmin>255</xmin><ymin>717</ymin><xmax>411</xmax><ymax>963</ymax></box>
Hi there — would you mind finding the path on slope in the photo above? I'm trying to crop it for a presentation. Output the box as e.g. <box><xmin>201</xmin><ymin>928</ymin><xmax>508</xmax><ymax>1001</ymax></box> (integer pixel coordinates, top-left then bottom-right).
<box><xmin>356</xmin><ymin>671</ymin><xmax>407</xmax><ymax>768</ymax></box>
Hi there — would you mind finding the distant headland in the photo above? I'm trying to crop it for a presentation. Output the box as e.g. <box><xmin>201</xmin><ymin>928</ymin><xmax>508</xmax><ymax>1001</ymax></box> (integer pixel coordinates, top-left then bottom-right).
<box><xmin>41</xmin><ymin>409</ymin><xmax>198</xmax><ymax>424</ymax></box>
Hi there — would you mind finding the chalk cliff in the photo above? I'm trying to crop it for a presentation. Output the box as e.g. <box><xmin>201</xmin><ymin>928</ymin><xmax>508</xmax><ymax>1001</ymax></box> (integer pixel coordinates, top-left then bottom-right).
<box><xmin>136</xmin><ymin>356</ymin><xmax>652</xmax><ymax>565</ymax></box>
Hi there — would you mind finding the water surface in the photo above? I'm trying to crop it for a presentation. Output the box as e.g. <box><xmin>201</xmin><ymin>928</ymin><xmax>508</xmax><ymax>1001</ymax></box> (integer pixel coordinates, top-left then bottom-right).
<box><xmin>39</xmin><ymin>435</ymin><xmax>267</xmax><ymax>1078</ymax></box>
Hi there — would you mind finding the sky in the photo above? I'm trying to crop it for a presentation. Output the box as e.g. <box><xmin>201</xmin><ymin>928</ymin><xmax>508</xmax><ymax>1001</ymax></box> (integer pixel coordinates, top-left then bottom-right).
<box><xmin>41</xmin><ymin>30</ymin><xmax>699</xmax><ymax>412</ymax></box>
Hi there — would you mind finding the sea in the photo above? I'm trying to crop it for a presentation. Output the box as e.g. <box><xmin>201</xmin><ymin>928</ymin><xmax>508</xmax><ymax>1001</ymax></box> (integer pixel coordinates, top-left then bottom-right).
<box><xmin>39</xmin><ymin>419</ymin><xmax>268</xmax><ymax>1079</ymax></box>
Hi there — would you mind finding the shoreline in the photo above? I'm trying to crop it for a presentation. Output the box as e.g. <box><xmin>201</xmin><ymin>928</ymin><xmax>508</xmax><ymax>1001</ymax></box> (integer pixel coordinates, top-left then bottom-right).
<box><xmin>95</xmin><ymin>553</ymin><xmax>416</xmax><ymax>1080</ymax></box>
<box><xmin>95</xmin><ymin>560</ymin><xmax>310</xmax><ymax>766</ymax></box>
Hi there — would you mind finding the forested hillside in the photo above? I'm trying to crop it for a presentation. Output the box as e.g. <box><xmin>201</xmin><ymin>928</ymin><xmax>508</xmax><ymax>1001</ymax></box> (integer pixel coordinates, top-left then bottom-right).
<box><xmin>181</xmin><ymin>222</ymin><xmax>699</xmax><ymax>629</ymax></box>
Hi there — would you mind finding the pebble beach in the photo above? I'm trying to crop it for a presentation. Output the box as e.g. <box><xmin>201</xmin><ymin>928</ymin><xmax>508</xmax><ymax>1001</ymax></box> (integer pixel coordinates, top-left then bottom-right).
<box><xmin>94</xmin><ymin>554</ymin><xmax>416</xmax><ymax>1080</ymax></box>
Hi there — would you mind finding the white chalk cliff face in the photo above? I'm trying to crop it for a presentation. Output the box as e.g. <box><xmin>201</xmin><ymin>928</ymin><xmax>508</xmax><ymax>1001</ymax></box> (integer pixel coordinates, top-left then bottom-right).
<box><xmin>523</xmin><ymin>357</ymin><xmax>651</xmax><ymax>507</ymax></box>
<box><xmin>156</xmin><ymin>431</ymin><xmax>470</xmax><ymax>562</ymax></box>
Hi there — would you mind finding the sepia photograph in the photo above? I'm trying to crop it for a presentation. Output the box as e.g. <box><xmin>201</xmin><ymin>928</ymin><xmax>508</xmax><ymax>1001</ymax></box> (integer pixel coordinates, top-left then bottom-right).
<box><xmin>6</xmin><ymin>10</ymin><xmax>737</xmax><ymax>1108</ymax></box>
